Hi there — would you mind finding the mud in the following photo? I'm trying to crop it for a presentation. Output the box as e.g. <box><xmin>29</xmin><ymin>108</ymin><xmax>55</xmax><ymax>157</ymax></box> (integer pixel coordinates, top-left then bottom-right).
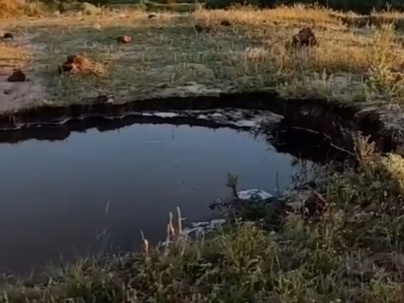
<box><xmin>0</xmin><ymin>91</ymin><xmax>396</xmax><ymax>154</ymax></box>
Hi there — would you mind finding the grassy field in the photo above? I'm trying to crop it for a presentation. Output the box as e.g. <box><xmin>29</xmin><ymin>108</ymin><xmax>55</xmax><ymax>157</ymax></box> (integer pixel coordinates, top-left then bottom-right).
<box><xmin>1</xmin><ymin>3</ymin><xmax>404</xmax><ymax>114</ymax></box>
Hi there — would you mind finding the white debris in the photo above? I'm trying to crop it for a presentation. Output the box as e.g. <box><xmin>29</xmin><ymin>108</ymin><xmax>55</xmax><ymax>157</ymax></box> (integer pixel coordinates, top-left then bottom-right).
<box><xmin>235</xmin><ymin>120</ymin><xmax>257</xmax><ymax>128</ymax></box>
<box><xmin>182</xmin><ymin>219</ymin><xmax>226</xmax><ymax>238</ymax></box>
<box><xmin>153</xmin><ymin>112</ymin><xmax>178</xmax><ymax>118</ymax></box>
<box><xmin>237</xmin><ymin>188</ymin><xmax>274</xmax><ymax>201</ymax></box>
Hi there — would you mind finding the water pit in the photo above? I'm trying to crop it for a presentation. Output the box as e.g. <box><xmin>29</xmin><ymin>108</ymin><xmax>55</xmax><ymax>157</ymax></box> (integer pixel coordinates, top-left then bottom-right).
<box><xmin>0</xmin><ymin>108</ymin><xmax>343</xmax><ymax>275</ymax></box>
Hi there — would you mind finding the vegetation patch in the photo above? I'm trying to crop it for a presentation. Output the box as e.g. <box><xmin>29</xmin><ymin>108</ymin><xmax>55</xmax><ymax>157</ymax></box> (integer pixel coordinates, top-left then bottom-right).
<box><xmin>0</xmin><ymin>4</ymin><xmax>404</xmax><ymax>113</ymax></box>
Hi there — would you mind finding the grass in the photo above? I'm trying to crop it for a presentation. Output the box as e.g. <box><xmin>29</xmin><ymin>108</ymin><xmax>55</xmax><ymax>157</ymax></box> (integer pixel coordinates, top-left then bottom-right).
<box><xmin>0</xmin><ymin>42</ymin><xmax>28</xmax><ymax>66</ymax></box>
<box><xmin>1</xmin><ymin>3</ymin><xmax>404</xmax><ymax>112</ymax></box>
<box><xmin>2</xmin><ymin>135</ymin><xmax>404</xmax><ymax>302</ymax></box>
<box><xmin>2</xmin><ymin>3</ymin><xmax>404</xmax><ymax>302</ymax></box>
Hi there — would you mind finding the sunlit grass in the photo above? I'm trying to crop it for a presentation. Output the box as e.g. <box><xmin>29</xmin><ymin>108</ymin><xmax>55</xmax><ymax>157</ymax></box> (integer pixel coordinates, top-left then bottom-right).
<box><xmin>0</xmin><ymin>4</ymin><xmax>404</xmax><ymax>110</ymax></box>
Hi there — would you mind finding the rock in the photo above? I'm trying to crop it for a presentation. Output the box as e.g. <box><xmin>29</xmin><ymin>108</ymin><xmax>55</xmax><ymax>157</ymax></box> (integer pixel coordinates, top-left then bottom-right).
<box><xmin>117</xmin><ymin>35</ymin><xmax>132</xmax><ymax>44</ymax></box>
<box><xmin>70</xmin><ymin>54</ymin><xmax>90</xmax><ymax>68</ymax></box>
<box><xmin>304</xmin><ymin>190</ymin><xmax>328</xmax><ymax>218</ymax></box>
<box><xmin>292</xmin><ymin>27</ymin><xmax>317</xmax><ymax>47</ymax></box>
<box><xmin>3</xmin><ymin>32</ymin><xmax>13</xmax><ymax>39</ymax></box>
<box><xmin>7</xmin><ymin>69</ymin><xmax>26</xmax><ymax>82</ymax></box>
<box><xmin>59</xmin><ymin>63</ymin><xmax>74</xmax><ymax>74</ymax></box>
<box><xmin>148</xmin><ymin>13</ymin><xmax>157</xmax><ymax>19</ymax></box>
<box><xmin>221</xmin><ymin>20</ymin><xmax>231</xmax><ymax>26</ymax></box>
<box><xmin>3</xmin><ymin>89</ymin><xmax>12</xmax><ymax>95</ymax></box>
<box><xmin>59</xmin><ymin>54</ymin><xmax>90</xmax><ymax>74</ymax></box>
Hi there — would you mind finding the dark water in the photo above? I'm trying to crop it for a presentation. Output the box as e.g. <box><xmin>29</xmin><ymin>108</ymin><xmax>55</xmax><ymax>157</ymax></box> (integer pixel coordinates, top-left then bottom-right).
<box><xmin>0</xmin><ymin>123</ymin><xmax>311</xmax><ymax>275</ymax></box>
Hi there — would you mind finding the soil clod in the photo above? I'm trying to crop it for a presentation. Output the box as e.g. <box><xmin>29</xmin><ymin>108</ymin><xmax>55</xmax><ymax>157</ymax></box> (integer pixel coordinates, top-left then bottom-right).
<box><xmin>3</xmin><ymin>32</ymin><xmax>13</xmax><ymax>39</ymax></box>
<box><xmin>117</xmin><ymin>35</ymin><xmax>132</xmax><ymax>44</ymax></box>
<box><xmin>304</xmin><ymin>190</ymin><xmax>328</xmax><ymax>218</ymax></box>
<box><xmin>292</xmin><ymin>27</ymin><xmax>317</xmax><ymax>47</ymax></box>
<box><xmin>59</xmin><ymin>54</ymin><xmax>91</xmax><ymax>74</ymax></box>
<box><xmin>7</xmin><ymin>69</ymin><xmax>26</xmax><ymax>82</ymax></box>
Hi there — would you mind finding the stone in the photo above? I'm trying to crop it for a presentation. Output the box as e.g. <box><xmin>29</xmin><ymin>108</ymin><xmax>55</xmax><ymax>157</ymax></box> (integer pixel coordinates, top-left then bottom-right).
<box><xmin>7</xmin><ymin>69</ymin><xmax>26</xmax><ymax>82</ymax></box>
<box><xmin>3</xmin><ymin>32</ymin><xmax>13</xmax><ymax>39</ymax></box>
<box><xmin>59</xmin><ymin>54</ymin><xmax>90</xmax><ymax>74</ymax></box>
<box><xmin>117</xmin><ymin>35</ymin><xmax>132</xmax><ymax>44</ymax></box>
<box><xmin>221</xmin><ymin>20</ymin><xmax>231</xmax><ymax>26</ymax></box>
<box><xmin>148</xmin><ymin>13</ymin><xmax>157</xmax><ymax>19</ymax></box>
<box><xmin>292</xmin><ymin>27</ymin><xmax>317</xmax><ymax>47</ymax></box>
<box><xmin>304</xmin><ymin>190</ymin><xmax>328</xmax><ymax>217</ymax></box>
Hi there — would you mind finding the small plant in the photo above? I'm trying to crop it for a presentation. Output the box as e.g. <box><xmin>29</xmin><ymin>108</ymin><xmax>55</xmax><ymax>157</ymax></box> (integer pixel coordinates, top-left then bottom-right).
<box><xmin>352</xmin><ymin>132</ymin><xmax>376</xmax><ymax>164</ymax></box>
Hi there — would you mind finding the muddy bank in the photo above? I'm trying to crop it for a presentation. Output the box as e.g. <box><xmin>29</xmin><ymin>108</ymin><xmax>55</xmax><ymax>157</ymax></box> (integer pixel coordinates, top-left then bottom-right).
<box><xmin>0</xmin><ymin>91</ymin><xmax>396</xmax><ymax>153</ymax></box>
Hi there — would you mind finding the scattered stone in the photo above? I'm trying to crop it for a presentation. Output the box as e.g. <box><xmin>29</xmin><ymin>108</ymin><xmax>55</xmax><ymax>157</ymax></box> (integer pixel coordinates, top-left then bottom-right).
<box><xmin>292</xmin><ymin>27</ymin><xmax>317</xmax><ymax>47</ymax></box>
<box><xmin>116</xmin><ymin>35</ymin><xmax>132</xmax><ymax>44</ymax></box>
<box><xmin>221</xmin><ymin>20</ymin><xmax>231</xmax><ymax>26</ymax></box>
<box><xmin>7</xmin><ymin>69</ymin><xmax>26</xmax><ymax>82</ymax></box>
<box><xmin>3</xmin><ymin>32</ymin><xmax>13</xmax><ymax>39</ymax></box>
<box><xmin>148</xmin><ymin>13</ymin><xmax>157</xmax><ymax>19</ymax></box>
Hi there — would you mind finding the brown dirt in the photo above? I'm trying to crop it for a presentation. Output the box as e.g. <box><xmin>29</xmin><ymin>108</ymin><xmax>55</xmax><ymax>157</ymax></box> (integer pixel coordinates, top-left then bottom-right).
<box><xmin>0</xmin><ymin>66</ymin><xmax>44</xmax><ymax>112</ymax></box>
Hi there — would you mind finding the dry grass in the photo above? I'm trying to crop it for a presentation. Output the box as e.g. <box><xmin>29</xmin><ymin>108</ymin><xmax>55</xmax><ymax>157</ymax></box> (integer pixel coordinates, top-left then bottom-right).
<box><xmin>0</xmin><ymin>0</ymin><xmax>45</xmax><ymax>18</ymax></box>
<box><xmin>0</xmin><ymin>42</ymin><xmax>28</xmax><ymax>65</ymax></box>
<box><xmin>1</xmin><ymin>4</ymin><xmax>404</xmax><ymax>111</ymax></box>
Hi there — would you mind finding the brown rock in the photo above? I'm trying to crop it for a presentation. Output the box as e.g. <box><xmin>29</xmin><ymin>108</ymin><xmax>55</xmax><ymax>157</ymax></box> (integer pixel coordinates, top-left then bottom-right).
<box><xmin>3</xmin><ymin>32</ymin><xmax>13</xmax><ymax>39</ymax></box>
<box><xmin>7</xmin><ymin>69</ymin><xmax>26</xmax><ymax>82</ymax></box>
<box><xmin>59</xmin><ymin>63</ymin><xmax>76</xmax><ymax>74</ymax></box>
<box><xmin>59</xmin><ymin>54</ymin><xmax>90</xmax><ymax>74</ymax></box>
<box><xmin>292</xmin><ymin>27</ymin><xmax>317</xmax><ymax>47</ymax></box>
<box><xmin>148</xmin><ymin>13</ymin><xmax>157</xmax><ymax>19</ymax></box>
<box><xmin>304</xmin><ymin>190</ymin><xmax>328</xmax><ymax>218</ymax></box>
<box><xmin>117</xmin><ymin>35</ymin><xmax>132</xmax><ymax>44</ymax></box>
<box><xmin>221</xmin><ymin>20</ymin><xmax>231</xmax><ymax>26</ymax></box>
<box><xmin>71</xmin><ymin>54</ymin><xmax>90</xmax><ymax>68</ymax></box>
<box><xmin>66</xmin><ymin>55</ymin><xmax>77</xmax><ymax>63</ymax></box>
